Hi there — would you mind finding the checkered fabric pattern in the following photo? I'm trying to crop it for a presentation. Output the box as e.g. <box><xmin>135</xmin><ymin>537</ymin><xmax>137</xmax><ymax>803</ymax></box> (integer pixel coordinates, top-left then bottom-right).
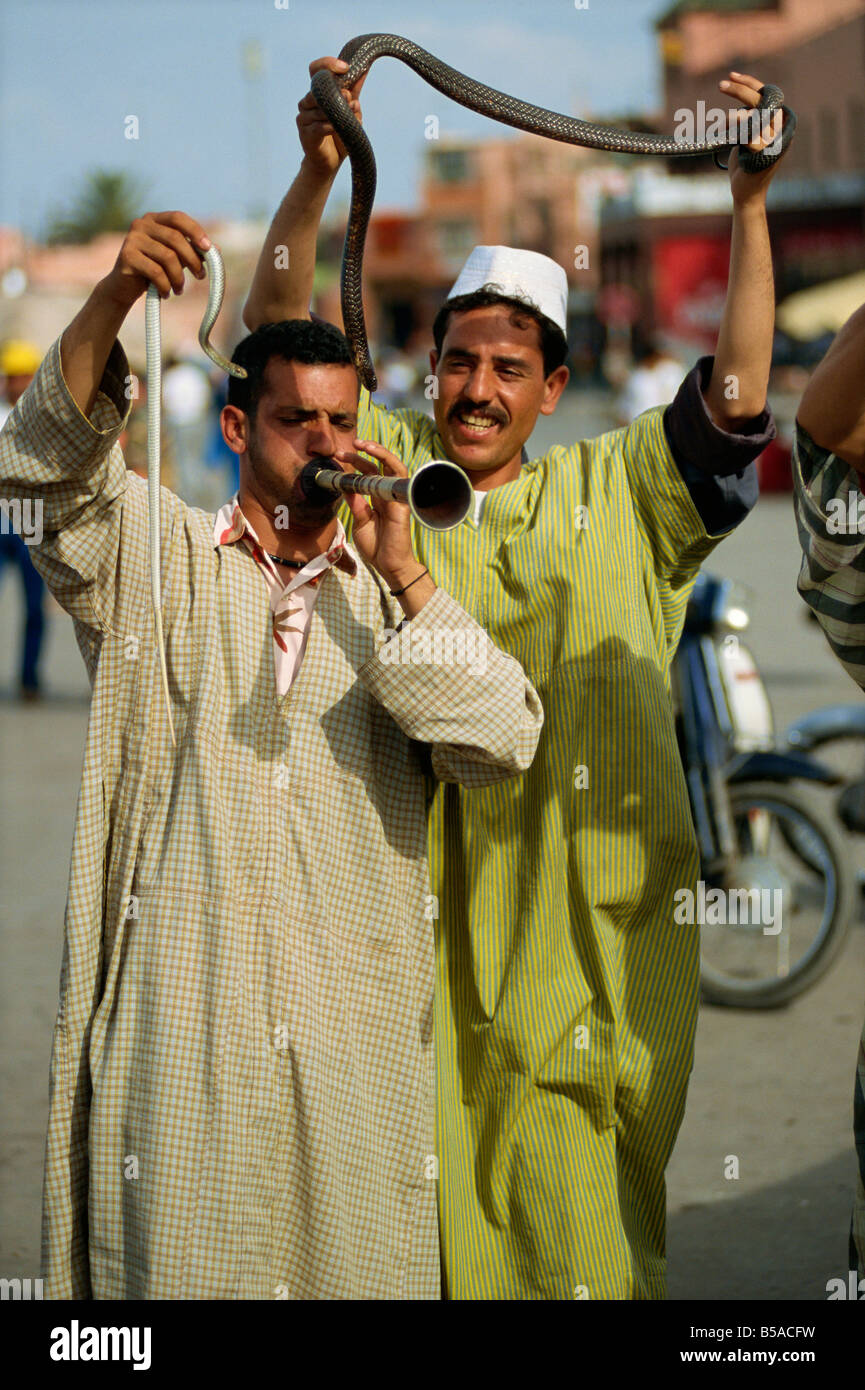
<box><xmin>0</xmin><ymin>339</ymin><xmax>543</xmax><ymax>1300</ymax></box>
<box><xmin>793</xmin><ymin>421</ymin><xmax>865</xmax><ymax>1278</ymax></box>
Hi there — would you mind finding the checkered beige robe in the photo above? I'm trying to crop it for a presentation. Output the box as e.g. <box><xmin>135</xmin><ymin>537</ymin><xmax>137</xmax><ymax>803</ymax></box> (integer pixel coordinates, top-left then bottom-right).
<box><xmin>0</xmin><ymin>340</ymin><xmax>543</xmax><ymax>1301</ymax></box>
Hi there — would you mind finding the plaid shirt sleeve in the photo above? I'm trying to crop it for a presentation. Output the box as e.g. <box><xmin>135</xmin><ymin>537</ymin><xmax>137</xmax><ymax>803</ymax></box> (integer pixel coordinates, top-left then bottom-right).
<box><xmin>793</xmin><ymin>420</ymin><xmax>865</xmax><ymax>691</ymax></box>
<box><xmin>359</xmin><ymin>587</ymin><xmax>544</xmax><ymax>786</ymax></box>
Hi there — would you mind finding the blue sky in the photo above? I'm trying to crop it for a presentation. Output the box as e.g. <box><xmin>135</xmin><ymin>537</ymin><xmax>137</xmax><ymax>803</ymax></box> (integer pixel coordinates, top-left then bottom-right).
<box><xmin>0</xmin><ymin>0</ymin><xmax>667</xmax><ymax>236</ymax></box>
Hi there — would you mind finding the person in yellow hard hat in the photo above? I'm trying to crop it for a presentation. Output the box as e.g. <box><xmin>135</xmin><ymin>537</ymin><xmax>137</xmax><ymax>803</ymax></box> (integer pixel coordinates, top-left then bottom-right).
<box><xmin>0</xmin><ymin>339</ymin><xmax>47</xmax><ymax>699</ymax></box>
<box><xmin>0</xmin><ymin>340</ymin><xmax>42</xmax><ymax>425</ymax></box>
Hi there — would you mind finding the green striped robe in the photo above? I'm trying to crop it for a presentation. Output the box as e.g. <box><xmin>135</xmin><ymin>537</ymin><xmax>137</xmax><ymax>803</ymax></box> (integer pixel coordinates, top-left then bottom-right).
<box><xmin>355</xmin><ymin>389</ymin><xmax>727</xmax><ymax>1300</ymax></box>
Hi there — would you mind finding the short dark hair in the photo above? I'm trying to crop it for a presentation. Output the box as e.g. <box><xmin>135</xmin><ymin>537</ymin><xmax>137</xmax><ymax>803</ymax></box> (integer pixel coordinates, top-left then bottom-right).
<box><xmin>432</xmin><ymin>287</ymin><xmax>569</xmax><ymax>378</ymax></box>
<box><xmin>228</xmin><ymin>319</ymin><xmax>355</xmax><ymax>420</ymax></box>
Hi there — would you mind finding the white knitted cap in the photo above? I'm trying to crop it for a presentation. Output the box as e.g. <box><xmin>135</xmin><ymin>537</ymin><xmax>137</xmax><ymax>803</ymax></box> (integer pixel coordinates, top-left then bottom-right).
<box><xmin>446</xmin><ymin>245</ymin><xmax>568</xmax><ymax>334</ymax></box>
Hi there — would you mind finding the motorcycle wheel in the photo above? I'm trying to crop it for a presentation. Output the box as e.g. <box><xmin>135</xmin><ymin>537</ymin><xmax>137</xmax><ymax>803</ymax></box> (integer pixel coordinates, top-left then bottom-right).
<box><xmin>699</xmin><ymin>780</ymin><xmax>855</xmax><ymax>1008</ymax></box>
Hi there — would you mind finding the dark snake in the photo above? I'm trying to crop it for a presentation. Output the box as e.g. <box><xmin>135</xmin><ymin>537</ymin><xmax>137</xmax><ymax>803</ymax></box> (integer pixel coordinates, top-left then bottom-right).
<box><xmin>311</xmin><ymin>33</ymin><xmax>796</xmax><ymax>392</ymax></box>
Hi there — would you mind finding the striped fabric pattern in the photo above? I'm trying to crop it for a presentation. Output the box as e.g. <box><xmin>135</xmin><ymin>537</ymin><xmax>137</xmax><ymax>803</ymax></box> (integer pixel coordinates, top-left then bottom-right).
<box><xmin>794</xmin><ymin>421</ymin><xmax>865</xmax><ymax>689</ymax></box>
<box><xmin>793</xmin><ymin>421</ymin><xmax>865</xmax><ymax>1278</ymax></box>
<box><xmin>0</xmin><ymin>341</ymin><xmax>543</xmax><ymax>1300</ymax></box>
<box><xmin>853</xmin><ymin>1035</ymin><xmax>865</xmax><ymax>1280</ymax></box>
<box><xmin>354</xmin><ymin>388</ymin><xmax>729</xmax><ymax>1299</ymax></box>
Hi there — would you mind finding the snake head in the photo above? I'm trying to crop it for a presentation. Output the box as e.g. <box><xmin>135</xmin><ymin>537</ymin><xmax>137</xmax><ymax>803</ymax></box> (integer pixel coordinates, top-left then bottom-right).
<box><xmin>199</xmin><ymin>246</ymin><xmax>248</xmax><ymax>378</ymax></box>
<box><xmin>221</xmin><ymin>356</ymin><xmax>248</xmax><ymax>380</ymax></box>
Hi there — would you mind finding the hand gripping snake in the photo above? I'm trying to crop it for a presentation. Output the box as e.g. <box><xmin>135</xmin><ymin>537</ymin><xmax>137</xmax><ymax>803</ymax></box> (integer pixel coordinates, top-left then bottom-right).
<box><xmin>311</xmin><ymin>33</ymin><xmax>797</xmax><ymax>392</ymax></box>
<box><xmin>145</xmin><ymin>246</ymin><xmax>246</xmax><ymax>747</ymax></box>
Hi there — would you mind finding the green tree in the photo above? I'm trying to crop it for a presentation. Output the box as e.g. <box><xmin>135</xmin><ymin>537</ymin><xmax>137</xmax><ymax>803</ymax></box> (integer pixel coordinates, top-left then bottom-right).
<box><xmin>45</xmin><ymin>169</ymin><xmax>148</xmax><ymax>245</ymax></box>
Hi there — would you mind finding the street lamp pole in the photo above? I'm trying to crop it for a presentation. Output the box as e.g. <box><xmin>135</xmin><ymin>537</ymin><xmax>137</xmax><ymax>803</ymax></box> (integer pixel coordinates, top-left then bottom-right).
<box><xmin>241</xmin><ymin>39</ymin><xmax>269</xmax><ymax>223</ymax></box>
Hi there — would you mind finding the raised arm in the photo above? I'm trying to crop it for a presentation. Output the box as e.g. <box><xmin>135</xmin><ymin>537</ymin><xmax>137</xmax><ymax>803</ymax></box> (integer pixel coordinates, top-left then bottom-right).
<box><xmin>61</xmin><ymin>211</ymin><xmax>210</xmax><ymax>416</ymax></box>
<box><xmin>796</xmin><ymin>303</ymin><xmax>865</xmax><ymax>470</ymax></box>
<box><xmin>243</xmin><ymin>56</ymin><xmax>366</xmax><ymax>331</ymax></box>
<box><xmin>702</xmin><ymin>72</ymin><xmax>788</xmax><ymax>430</ymax></box>
<box><xmin>0</xmin><ymin>212</ymin><xmax>210</xmax><ymax>631</ymax></box>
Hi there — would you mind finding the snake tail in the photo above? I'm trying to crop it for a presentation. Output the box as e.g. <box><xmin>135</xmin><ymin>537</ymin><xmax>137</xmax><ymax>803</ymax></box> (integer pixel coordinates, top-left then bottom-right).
<box><xmin>144</xmin><ymin>285</ymin><xmax>177</xmax><ymax>749</ymax></box>
<box><xmin>144</xmin><ymin>244</ymin><xmax>247</xmax><ymax>751</ymax></box>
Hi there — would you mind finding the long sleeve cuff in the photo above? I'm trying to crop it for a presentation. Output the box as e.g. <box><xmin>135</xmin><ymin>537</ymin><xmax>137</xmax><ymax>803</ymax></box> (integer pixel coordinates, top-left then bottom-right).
<box><xmin>662</xmin><ymin>356</ymin><xmax>770</xmax><ymax>536</ymax></box>
<box><xmin>664</xmin><ymin>355</ymin><xmax>775</xmax><ymax>478</ymax></box>
<box><xmin>357</xmin><ymin>586</ymin><xmax>543</xmax><ymax>783</ymax></box>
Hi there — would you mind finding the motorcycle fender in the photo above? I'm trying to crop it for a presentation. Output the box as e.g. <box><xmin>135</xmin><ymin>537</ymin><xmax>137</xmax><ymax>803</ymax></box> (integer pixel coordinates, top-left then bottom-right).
<box><xmin>727</xmin><ymin>750</ymin><xmax>841</xmax><ymax>785</ymax></box>
<box><xmin>784</xmin><ymin>704</ymin><xmax>865</xmax><ymax>751</ymax></box>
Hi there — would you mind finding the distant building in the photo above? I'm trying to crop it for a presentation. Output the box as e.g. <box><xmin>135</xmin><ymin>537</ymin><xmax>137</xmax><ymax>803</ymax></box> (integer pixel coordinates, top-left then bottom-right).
<box><xmin>601</xmin><ymin>0</ymin><xmax>865</xmax><ymax>348</ymax></box>
<box><xmin>315</xmin><ymin>210</ymin><xmax>442</xmax><ymax>358</ymax></box>
<box><xmin>313</xmin><ymin>1</ymin><xmax>865</xmax><ymax>362</ymax></box>
<box><xmin>422</xmin><ymin>134</ymin><xmax>604</xmax><ymax>287</ymax></box>
<box><xmin>315</xmin><ymin>134</ymin><xmax>629</xmax><ymax>362</ymax></box>
<box><xmin>0</xmin><ymin>221</ymin><xmax>261</xmax><ymax>362</ymax></box>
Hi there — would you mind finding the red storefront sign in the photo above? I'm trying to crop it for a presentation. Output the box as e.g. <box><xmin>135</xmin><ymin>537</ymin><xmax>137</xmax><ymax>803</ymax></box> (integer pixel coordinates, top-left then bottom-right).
<box><xmin>653</xmin><ymin>235</ymin><xmax>731</xmax><ymax>347</ymax></box>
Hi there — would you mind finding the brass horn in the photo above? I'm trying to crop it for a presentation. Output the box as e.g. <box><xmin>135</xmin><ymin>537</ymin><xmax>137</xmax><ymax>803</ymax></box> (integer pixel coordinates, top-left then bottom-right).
<box><xmin>299</xmin><ymin>457</ymin><xmax>472</xmax><ymax>532</ymax></box>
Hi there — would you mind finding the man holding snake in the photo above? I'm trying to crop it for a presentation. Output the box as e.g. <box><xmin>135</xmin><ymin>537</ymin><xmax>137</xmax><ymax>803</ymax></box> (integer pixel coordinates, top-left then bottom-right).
<box><xmin>244</xmin><ymin>56</ymin><xmax>790</xmax><ymax>1301</ymax></box>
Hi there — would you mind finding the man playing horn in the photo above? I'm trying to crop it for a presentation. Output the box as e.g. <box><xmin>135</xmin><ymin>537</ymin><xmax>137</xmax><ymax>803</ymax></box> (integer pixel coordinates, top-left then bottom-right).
<box><xmin>243</xmin><ymin>61</ymin><xmax>788</xmax><ymax>1299</ymax></box>
<box><xmin>0</xmin><ymin>210</ymin><xmax>542</xmax><ymax>1299</ymax></box>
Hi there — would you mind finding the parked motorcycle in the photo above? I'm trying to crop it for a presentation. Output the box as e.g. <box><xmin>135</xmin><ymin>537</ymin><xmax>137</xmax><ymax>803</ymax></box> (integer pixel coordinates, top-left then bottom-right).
<box><xmin>785</xmin><ymin>703</ymin><xmax>865</xmax><ymax>852</ymax></box>
<box><xmin>675</xmin><ymin>573</ymin><xmax>855</xmax><ymax>1007</ymax></box>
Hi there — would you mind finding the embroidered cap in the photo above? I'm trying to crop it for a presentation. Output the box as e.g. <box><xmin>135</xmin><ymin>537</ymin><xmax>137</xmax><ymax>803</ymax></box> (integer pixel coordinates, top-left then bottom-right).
<box><xmin>446</xmin><ymin>246</ymin><xmax>568</xmax><ymax>334</ymax></box>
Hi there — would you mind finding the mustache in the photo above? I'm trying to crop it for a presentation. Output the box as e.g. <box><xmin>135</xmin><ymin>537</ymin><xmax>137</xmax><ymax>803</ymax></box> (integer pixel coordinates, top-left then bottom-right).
<box><xmin>448</xmin><ymin>402</ymin><xmax>508</xmax><ymax>426</ymax></box>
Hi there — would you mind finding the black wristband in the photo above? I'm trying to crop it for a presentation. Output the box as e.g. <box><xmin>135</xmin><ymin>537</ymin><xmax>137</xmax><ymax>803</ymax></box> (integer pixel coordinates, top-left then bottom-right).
<box><xmin>389</xmin><ymin>569</ymin><xmax>429</xmax><ymax>597</ymax></box>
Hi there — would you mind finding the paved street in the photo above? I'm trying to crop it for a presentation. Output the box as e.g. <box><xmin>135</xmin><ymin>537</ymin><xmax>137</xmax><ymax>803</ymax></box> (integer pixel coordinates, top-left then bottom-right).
<box><xmin>1</xmin><ymin>389</ymin><xmax>863</xmax><ymax>1300</ymax></box>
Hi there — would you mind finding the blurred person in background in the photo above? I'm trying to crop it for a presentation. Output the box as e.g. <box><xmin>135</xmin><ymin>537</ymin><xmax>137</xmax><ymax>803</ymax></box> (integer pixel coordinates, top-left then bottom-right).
<box><xmin>161</xmin><ymin>347</ymin><xmax>211</xmax><ymax>503</ymax></box>
<box><xmin>376</xmin><ymin>349</ymin><xmax>417</xmax><ymax>409</ymax></box>
<box><xmin>616</xmin><ymin>331</ymin><xmax>686</xmax><ymax>426</ymax></box>
<box><xmin>0</xmin><ymin>339</ymin><xmax>47</xmax><ymax>700</ymax></box>
<box><xmin>204</xmin><ymin>370</ymin><xmax>241</xmax><ymax>496</ymax></box>
<box><xmin>792</xmin><ymin>298</ymin><xmax>865</xmax><ymax>1285</ymax></box>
